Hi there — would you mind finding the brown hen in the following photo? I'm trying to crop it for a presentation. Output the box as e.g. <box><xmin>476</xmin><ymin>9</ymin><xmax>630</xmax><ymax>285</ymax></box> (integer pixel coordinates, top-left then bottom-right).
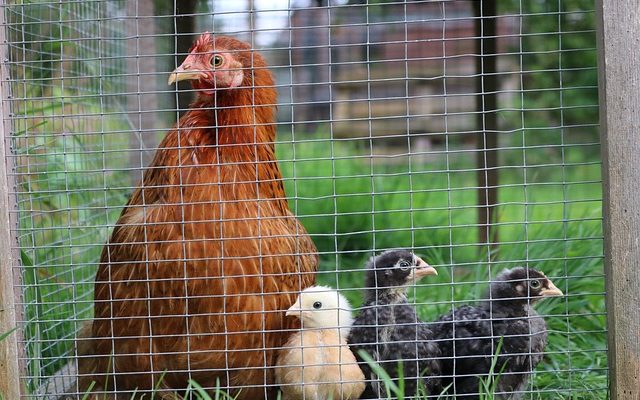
<box><xmin>78</xmin><ymin>34</ymin><xmax>318</xmax><ymax>399</ymax></box>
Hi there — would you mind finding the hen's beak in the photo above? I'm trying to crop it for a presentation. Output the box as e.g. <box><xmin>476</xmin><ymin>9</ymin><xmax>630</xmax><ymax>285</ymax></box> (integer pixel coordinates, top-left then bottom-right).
<box><xmin>408</xmin><ymin>256</ymin><xmax>437</xmax><ymax>281</ymax></box>
<box><xmin>168</xmin><ymin>53</ymin><xmax>207</xmax><ymax>85</ymax></box>
<box><xmin>540</xmin><ymin>280</ymin><xmax>563</xmax><ymax>297</ymax></box>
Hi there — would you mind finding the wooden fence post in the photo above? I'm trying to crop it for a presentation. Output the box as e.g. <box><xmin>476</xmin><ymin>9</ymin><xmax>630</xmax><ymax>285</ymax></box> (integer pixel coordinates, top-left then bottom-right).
<box><xmin>0</xmin><ymin>2</ymin><xmax>22</xmax><ymax>398</ymax></box>
<box><xmin>474</xmin><ymin>0</ymin><xmax>499</xmax><ymax>252</ymax></box>
<box><xmin>596</xmin><ymin>1</ymin><xmax>640</xmax><ymax>398</ymax></box>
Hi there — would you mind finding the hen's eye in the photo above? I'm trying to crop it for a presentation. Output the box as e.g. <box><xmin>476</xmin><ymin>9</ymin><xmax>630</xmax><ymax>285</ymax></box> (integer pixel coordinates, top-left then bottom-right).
<box><xmin>312</xmin><ymin>301</ymin><xmax>322</xmax><ymax>309</ymax></box>
<box><xmin>211</xmin><ymin>55</ymin><xmax>224</xmax><ymax>68</ymax></box>
<box><xmin>529</xmin><ymin>279</ymin><xmax>541</xmax><ymax>289</ymax></box>
<box><xmin>399</xmin><ymin>260</ymin><xmax>411</xmax><ymax>271</ymax></box>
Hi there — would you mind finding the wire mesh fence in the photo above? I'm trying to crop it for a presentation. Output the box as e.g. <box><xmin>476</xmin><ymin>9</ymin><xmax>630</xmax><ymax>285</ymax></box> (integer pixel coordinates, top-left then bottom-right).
<box><xmin>0</xmin><ymin>0</ymin><xmax>607</xmax><ymax>399</ymax></box>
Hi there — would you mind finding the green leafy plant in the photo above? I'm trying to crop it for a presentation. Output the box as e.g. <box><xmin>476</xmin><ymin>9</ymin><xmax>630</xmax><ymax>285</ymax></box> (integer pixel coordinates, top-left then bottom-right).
<box><xmin>357</xmin><ymin>350</ymin><xmax>405</xmax><ymax>400</ymax></box>
<box><xmin>478</xmin><ymin>338</ymin><xmax>508</xmax><ymax>400</ymax></box>
<box><xmin>183</xmin><ymin>378</ymin><xmax>239</xmax><ymax>400</ymax></box>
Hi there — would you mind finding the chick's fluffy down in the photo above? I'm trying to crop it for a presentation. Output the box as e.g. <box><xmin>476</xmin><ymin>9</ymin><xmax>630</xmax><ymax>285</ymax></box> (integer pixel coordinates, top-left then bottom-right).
<box><xmin>276</xmin><ymin>328</ymin><xmax>365</xmax><ymax>400</ymax></box>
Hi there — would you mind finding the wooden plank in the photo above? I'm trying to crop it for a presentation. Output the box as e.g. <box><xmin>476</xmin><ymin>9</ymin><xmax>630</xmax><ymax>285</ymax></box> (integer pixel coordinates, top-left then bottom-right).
<box><xmin>0</xmin><ymin>3</ymin><xmax>22</xmax><ymax>399</ymax></box>
<box><xmin>596</xmin><ymin>1</ymin><xmax>640</xmax><ymax>398</ymax></box>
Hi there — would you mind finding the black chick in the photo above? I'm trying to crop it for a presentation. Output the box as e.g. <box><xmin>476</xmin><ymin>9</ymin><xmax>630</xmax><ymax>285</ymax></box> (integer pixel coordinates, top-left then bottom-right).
<box><xmin>348</xmin><ymin>249</ymin><xmax>441</xmax><ymax>399</ymax></box>
<box><xmin>433</xmin><ymin>267</ymin><xmax>563</xmax><ymax>399</ymax></box>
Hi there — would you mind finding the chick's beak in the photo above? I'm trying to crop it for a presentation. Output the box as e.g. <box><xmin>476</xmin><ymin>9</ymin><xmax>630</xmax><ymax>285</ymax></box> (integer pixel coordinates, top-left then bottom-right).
<box><xmin>168</xmin><ymin>53</ymin><xmax>208</xmax><ymax>85</ymax></box>
<box><xmin>285</xmin><ymin>303</ymin><xmax>300</xmax><ymax>317</ymax></box>
<box><xmin>408</xmin><ymin>256</ymin><xmax>437</xmax><ymax>281</ymax></box>
<box><xmin>285</xmin><ymin>302</ymin><xmax>312</xmax><ymax>320</ymax></box>
<box><xmin>540</xmin><ymin>281</ymin><xmax>564</xmax><ymax>297</ymax></box>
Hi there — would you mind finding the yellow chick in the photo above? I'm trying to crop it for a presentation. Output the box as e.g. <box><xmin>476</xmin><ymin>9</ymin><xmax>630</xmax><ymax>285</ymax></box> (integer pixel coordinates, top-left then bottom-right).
<box><xmin>275</xmin><ymin>286</ymin><xmax>365</xmax><ymax>400</ymax></box>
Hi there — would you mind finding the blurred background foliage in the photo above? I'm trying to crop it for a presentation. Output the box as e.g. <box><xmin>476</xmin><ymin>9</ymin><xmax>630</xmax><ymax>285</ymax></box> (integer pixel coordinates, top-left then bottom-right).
<box><xmin>4</xmin><ymin>0</ymin><xmax>604</xmax><ymax>398</ymax></box>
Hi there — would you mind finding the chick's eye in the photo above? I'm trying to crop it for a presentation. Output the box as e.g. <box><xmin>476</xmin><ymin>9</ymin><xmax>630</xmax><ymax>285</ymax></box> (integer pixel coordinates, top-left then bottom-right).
<box><xmin>529</xmin><ymin>279</ymin><xmax>541</xmax><ymax>289</ymax></box>
<box><xmin>399</xmin><ymin>260</ymin><xmax>411</xmax><ymax>271</ymax></box>
<box><xmin>312</xmin><ymin>301</ymin><xmax>322</xmax><ymax>309</ymax></box>
<box><xmin>211</xmin><ymin>55</ymin><xmax>224</xmax><ymax>68</ymax></box>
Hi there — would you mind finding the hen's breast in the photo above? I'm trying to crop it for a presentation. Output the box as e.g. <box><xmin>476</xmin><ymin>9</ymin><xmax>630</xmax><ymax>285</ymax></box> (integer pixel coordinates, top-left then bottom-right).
<box><xmin>94</xmin><ymin>125</ymin><xmax>318</xmax><ymax>364</ymax></box>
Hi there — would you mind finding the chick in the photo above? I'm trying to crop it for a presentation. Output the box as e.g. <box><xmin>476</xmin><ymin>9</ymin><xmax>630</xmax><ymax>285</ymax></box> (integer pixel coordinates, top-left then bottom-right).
<box><xmin>275</xmin><ymin>286</ymin><xmax>365</xmax><ymax>400</ymax></box>
<box><xmin>433</xmin><ymin>267</ymin><xmax>564</xmax><ymax>399</ymax></box>
<box><xmin>348</xmin><ymin>249</ymin><xmax>441</xmax><ymax>398</ymax></box>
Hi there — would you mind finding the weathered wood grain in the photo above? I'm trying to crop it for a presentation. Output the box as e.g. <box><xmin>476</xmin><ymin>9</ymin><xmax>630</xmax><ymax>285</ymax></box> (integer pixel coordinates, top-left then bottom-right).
<box><xmin>596</xmin><ymin>1</ymin><xmax>640</xmax><ymax>398</ymax></box>
<box><xmin>0</xmin><ymin>4</ymin><xmax>22</xmax><ymax>399</ymax></box>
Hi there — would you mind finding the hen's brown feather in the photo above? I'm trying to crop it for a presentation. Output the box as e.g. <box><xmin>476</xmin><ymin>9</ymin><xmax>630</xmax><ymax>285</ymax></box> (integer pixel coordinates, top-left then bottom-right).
<box><xmin>78</xmin><ymin>35</ymin><xmax>317</xmax><ymax>399</ymax></box>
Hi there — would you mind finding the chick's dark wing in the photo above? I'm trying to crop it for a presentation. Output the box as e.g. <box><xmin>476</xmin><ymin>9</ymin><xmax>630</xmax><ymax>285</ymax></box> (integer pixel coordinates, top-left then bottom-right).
<box><xmin>491</xmin><ymin>315</ymin><xmax>548</xmax><ymax>376</ymax></box>
<box><xmin>349</xmin><ymin>305</ymin><xmax>391</xmax><ymax>347</ymax></box>
<box><xmin>417</xmin><ymin>323</ymin><xmax>442</xmax><ymax>394</ymax></box>
<box><xmin>434</xmin><ymin>306</ymin><xmax>496</xmax><ymax>373</ymax></box>
<box><xmin>392</xmin><ymin>308</ymin><xmax>441</xmax><ymax>370</ymax></box>
<box><xmin>348</xmin><ymin>306</ymin><xmax>389</xmax><ymax>380</ymax></box>
<box><xmin>349</xmin><ymin>305</ymin><xmax>401</xmax><ymax>399</ymax></box>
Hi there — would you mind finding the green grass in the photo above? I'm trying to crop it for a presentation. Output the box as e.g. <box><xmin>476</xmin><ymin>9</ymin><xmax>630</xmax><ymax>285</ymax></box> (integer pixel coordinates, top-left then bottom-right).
<box><xmin>278</xmin><ymin>134</ymin><xmax>601</xmax><ymax>266</ymax></box>
<box><xmin>13</xmin><ymin>128</ymin><xmax>606</xmax><ymax>398</ymax></box>
<box><xmin>14</xmin><ymin>98</ymin><xmax>133</xmax><ymax>389</ymax></box>
<box><xmin>276</xmin><ymin>134</ymin><xmax>606</xmax><ymax>399</ymax></box>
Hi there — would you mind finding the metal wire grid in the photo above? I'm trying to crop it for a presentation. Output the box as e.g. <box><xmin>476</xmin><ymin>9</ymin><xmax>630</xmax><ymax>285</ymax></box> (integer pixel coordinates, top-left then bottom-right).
<box><xmin>3</xmin><ymin>1</ymin><xmax>129</xmax><ymax>397</ymax></box>
<box><xmin>0</xmin><ymin>0</ymin><xmax>605</xmax><ymax>398</ymax></box>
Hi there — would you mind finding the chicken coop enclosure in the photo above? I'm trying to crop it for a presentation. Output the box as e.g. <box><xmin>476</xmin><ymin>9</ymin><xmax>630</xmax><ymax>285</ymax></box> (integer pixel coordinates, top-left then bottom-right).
<box><xmin>0</xmin><ymin>0</ymin><xmax>638</xmax><ymax>399</ymax></box>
